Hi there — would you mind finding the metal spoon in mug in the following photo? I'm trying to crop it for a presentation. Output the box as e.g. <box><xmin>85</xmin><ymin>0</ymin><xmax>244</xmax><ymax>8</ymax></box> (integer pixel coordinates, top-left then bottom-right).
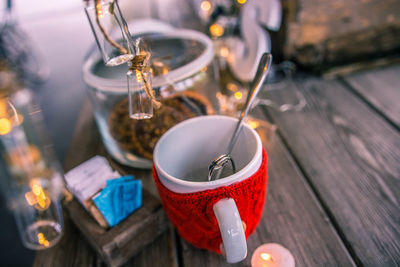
<box><xmin>208</xmin><ymin>53</ymin><xmax>273</xmax><ymax>181</ymax></box>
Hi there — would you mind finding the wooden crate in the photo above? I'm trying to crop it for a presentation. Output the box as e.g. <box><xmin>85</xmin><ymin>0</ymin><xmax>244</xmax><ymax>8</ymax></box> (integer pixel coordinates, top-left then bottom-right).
<box><xmin>64</xmin><ymin>189</ymin><xmax>168</xmax><ymax>267</ymax></box>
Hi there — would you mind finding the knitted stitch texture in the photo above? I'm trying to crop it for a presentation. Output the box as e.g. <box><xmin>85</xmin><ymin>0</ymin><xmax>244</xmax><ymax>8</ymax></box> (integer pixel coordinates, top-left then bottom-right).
<box><xmin>153</xmin><ymin>148</ymin><xmax>268</xmax><ymax>253</ymax></box>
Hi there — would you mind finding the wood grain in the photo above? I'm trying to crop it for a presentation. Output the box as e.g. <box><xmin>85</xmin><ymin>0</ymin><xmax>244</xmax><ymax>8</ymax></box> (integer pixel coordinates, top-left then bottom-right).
<box><xmin>179</xmin><ymin>110</ymin><xmax>355</xmax><ymax>266</ymax></box>
<box><xmin>262</xmin><ymin>76</ymin><xmax>400</xmax><ymax>266</ymax></box>
<box><xmin>343</xmin><ymin>64</ymin><xmax>400</xmax><ymax>129</ymax></box>
<box><xmin>283</xmin><ymin>0</ymin><xmax>400</xmax><ymax>69</ymax></box>
<box><xmin>33</xmin><ymin>209</ymin><xmax>100</xmax><ymax>267</ymax></box>
<box><xmin>122</xmin><ymin>226</ymin><xmax>178</xmax><ymax>267</ymax></box>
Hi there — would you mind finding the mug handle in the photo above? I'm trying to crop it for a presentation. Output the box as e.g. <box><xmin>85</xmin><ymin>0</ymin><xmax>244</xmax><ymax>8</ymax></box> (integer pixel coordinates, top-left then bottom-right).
<box><xmin>213</xmin><ymin>198</ymin><xmax>247</xmax><ymax>263</ymax></box>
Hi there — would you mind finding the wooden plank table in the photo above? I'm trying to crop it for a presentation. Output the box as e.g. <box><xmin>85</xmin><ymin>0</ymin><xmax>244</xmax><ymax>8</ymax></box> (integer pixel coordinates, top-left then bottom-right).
<box><xmin>34</xmin><ymin>64</ymin><xmax>400</xmax><ymax>266</ymax></box>
<box><xmin>342</xmin><ymin>65</ymin><xmax>400</xmax><ymax>129</ymax></box>
<box><xmin>261</xmin><ymin>72</ymin><xmax>400</xmax><ymax>266</ymax></box>
<box><xmin>33</xmin><ymin>101</ymin><xmax>354</xmax><ymax>267</ymax></box>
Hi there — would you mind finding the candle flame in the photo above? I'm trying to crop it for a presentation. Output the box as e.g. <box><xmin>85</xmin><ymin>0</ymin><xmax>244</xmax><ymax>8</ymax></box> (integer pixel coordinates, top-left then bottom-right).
<box><xmin>261</xmin><ymin>252</ymin><xmax>272</xmax><ymax>261</ymax></box>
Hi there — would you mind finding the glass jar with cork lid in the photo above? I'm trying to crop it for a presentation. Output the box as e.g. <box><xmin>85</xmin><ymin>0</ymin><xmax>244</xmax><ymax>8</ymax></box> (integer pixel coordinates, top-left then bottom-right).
<box><xmin>83</xmin><ymin>26</ymin><xmax>218</xmax><ymax>168</ymax></box>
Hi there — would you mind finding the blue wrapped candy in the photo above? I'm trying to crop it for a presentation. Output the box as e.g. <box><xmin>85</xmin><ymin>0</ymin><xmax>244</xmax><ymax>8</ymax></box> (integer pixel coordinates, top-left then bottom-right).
<box><xmin>93</xmin><ymin>175</ymin><xmax>142</xmax><ymax>227</ymax></box>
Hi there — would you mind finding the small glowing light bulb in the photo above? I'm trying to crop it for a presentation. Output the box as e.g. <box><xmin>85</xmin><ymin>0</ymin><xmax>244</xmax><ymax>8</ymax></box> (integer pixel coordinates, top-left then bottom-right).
<box><xmin>136</xmin><ymin>70</ymin><xmax>142</xmax><ymax>83</ymax></box>
<box><xmin>200</xmin><ymin>0</ymin><xmax>211</xmax><ymax>11</ymax></box>
<box><xmin>32</xmin><ymin>184</ymin><xmax>42</xmax><ymax>196</ymax></box>
<box><xmin>248</xmin><ymin>120</ymin><xmax>260</xmax><ymax>129</ymax></box>
<box><xmin>38</xmin><ymin>233</ymin><xmax>50</xmax><ymax>247</ymax></box>
<box><xmin>209</xmin><ymin>24</ymin><xmax>224</xmax><ymax>38</ymax></box>
<box><xmin>219</xmin><ymin>46</ymin><xmax>230</xmax><ymax>58</ymax></box>
<box><xmin>96</xmin><ymin>2</ymin><xmax>104</xmax><ymax>18</ymax></box>
<box><xmin>38</xmin><ymin>233</ymin><xmax>44</xmax><ymax>241</ymax></box>
<box><xmin>0</xmin><ymin>118</ymin><xmax>12</xmax><ymax>135</ymax></box>
<box><xmin>234</xmin><ymin>91</ymin><xmax>243</xmax><ymax>100</ymax></box>
<box><xmin>26</xmin><ymin>180</ymin><xmax>51</xmax><ymax>210</ymax></box>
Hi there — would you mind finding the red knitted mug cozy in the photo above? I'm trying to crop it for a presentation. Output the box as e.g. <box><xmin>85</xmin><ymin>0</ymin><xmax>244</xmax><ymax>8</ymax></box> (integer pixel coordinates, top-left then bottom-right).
<box><xmin>152</xmin><ymin>148</ymin><xmax>268</xmax><ymax>253</ymax></box>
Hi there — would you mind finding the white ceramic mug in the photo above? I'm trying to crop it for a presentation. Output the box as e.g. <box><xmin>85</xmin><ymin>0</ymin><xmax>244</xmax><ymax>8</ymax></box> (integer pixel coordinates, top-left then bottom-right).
<box><xmin>153</xmin><ymin>115</ymin><xmax>263</xmax><ymax>263</ymax></box>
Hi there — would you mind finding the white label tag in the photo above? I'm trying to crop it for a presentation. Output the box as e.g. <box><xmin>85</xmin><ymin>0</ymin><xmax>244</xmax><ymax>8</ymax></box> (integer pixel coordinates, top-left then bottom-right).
<box><xmin>65</xmin><ymin>156</ymin><xmax>120</xmax><ymax>206</ymax></box>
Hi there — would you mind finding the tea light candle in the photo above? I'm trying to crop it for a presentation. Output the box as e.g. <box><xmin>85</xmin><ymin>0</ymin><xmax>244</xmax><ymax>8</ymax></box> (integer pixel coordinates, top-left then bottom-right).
<box><xmin>251</xmin><ymin>243</ymin><xmax>295</xmax><ymax>267</ymax></box>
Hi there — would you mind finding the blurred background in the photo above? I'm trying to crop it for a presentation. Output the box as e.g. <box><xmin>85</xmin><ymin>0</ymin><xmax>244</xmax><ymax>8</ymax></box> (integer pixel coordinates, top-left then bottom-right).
<box><xmin>0</xmin><ymin>1</ymin><xmax>92</xmax><ymax>265</ymax></box>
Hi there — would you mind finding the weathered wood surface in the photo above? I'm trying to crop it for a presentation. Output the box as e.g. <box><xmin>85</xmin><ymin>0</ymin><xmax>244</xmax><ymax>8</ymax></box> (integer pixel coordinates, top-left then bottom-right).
<box><xmin>262</xmin><ymin>75</ymin><xmax>400</xmax><ymax>266</ymax></box>
<box><xmin>179</xmin><ymin>109</ymin><xmax>355</xmax><ymax>266</ymax></box>
<box><xmin>34</xmin><ymin>101</ymin><xmax>177</xmax><ymax>267</ymax></box>
<box><xmin>34</xmin><ymin>208</ymin><xmax>99</xmax><ymax>267</ymax></box>
<box><xmin>343</xmin><ymin>64</ymin><xmax>400</xmax><ymax>129</ymax></box>
<box><xmin>283</xmin><ymin>0</ymin><xmax>400</xmax><ymax>70</ymax></box>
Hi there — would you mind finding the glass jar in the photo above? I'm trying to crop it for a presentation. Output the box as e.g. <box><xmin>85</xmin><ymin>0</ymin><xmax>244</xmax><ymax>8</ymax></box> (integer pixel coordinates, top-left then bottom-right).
<box><xmin>83</xmin><ymin>29</ymin><xmax>218</xmax><ymax>168</ymax></box>
<box><xmin>84</xmin><ymin>0</ymin><xmax>135</xmax><ymax>66</ymax></box>
<box><xmin>0</xmin><ymin>90</ymin><xmax>64</xmax><ymax>250</ymax></box>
